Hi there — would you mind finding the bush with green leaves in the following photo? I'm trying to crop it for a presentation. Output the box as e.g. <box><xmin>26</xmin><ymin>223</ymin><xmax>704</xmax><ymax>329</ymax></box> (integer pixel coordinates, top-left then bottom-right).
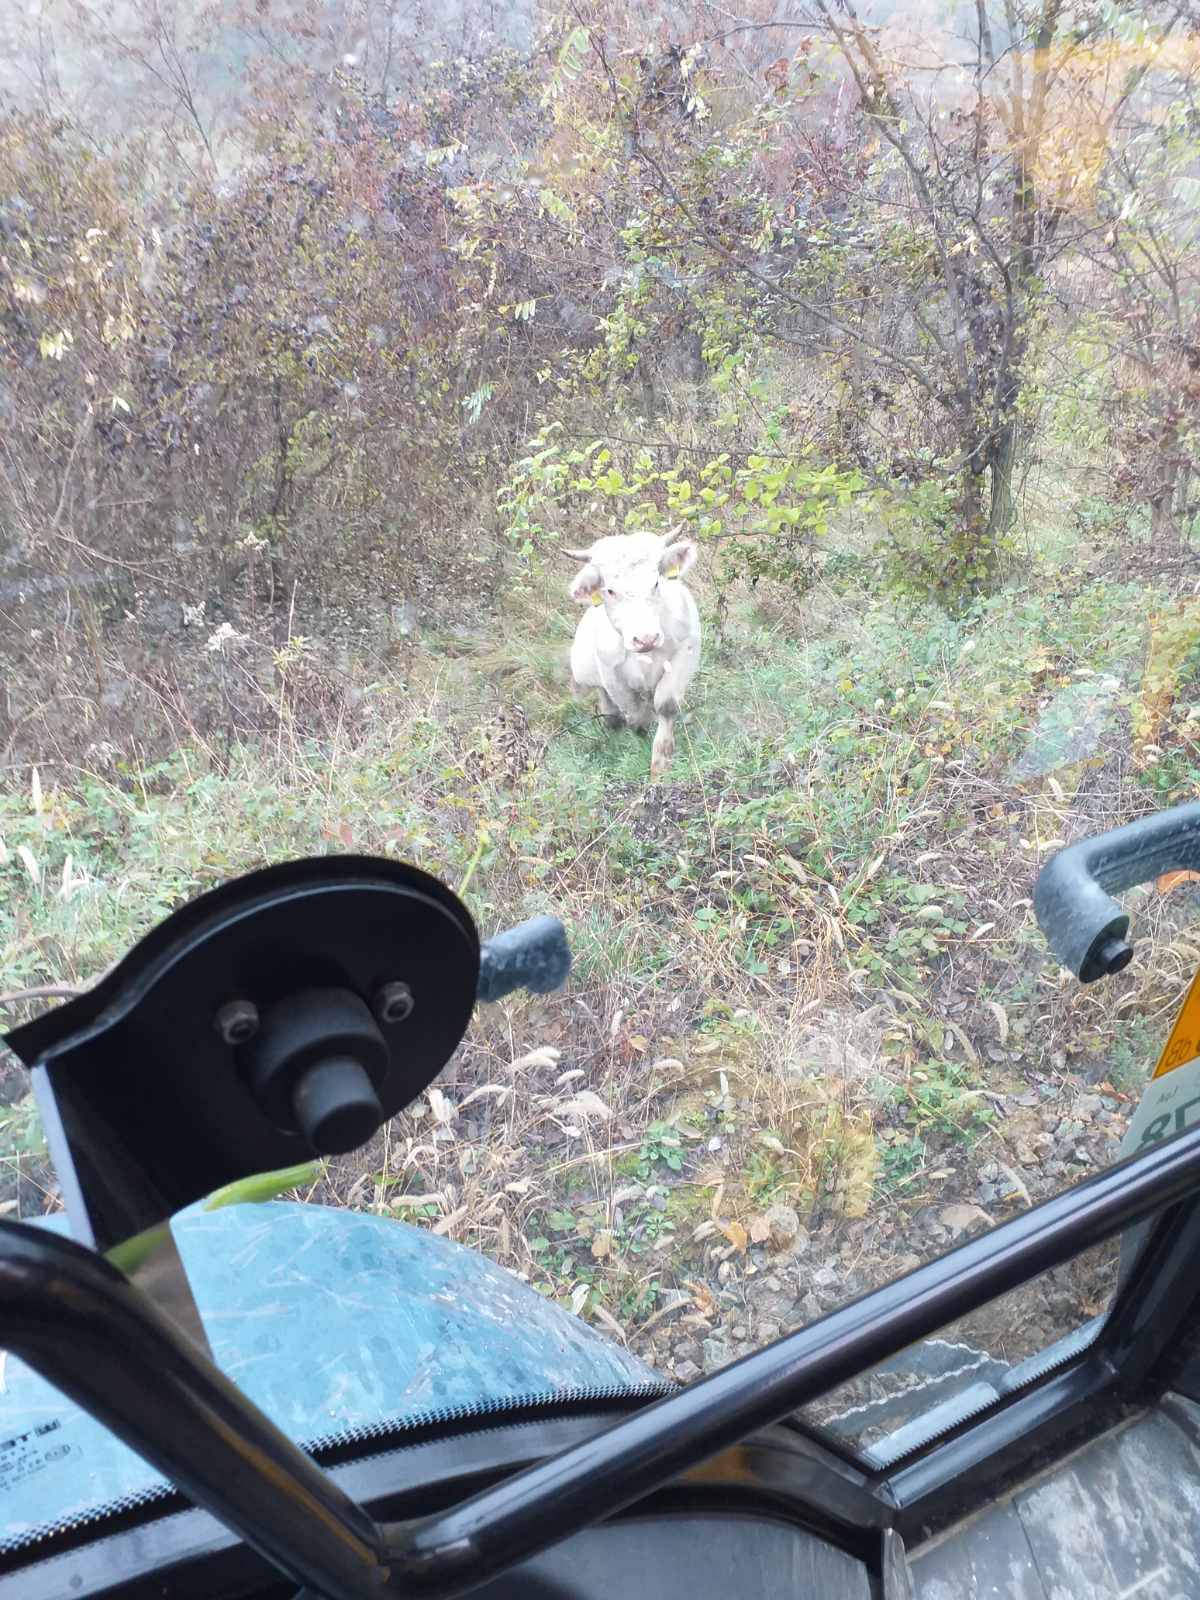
<box><xmin>501</xmin><ymin>423</ymin><xmax>861</xmax><ymax>594</ymax></box>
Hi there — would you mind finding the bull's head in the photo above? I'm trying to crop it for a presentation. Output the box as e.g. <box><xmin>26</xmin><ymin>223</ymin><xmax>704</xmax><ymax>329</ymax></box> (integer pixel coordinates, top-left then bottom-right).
<box><xmin>566</xmin><ymin>530</ymin><xmax>698</xmax><ymax>654</ymax></box>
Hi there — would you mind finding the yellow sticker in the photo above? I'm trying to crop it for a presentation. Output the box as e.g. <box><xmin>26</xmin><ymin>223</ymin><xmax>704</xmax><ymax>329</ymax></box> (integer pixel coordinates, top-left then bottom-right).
<box><xmin>591</xmin><ymin>591</ymin><xmax>602</xmax><ymax>606</ymax></box>
<box><xmin>1153</xmin><ymin>968</ymin><xmax>1200</xmax><ymax>1078</ymax></box>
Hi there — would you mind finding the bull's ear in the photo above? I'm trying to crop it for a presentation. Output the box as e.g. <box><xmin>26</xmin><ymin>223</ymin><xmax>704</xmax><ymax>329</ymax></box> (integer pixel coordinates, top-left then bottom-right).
<box><xmin>569</xmin><ymin>563</ymin><xmax>602</xmax><ymax>604</ymax></box>
<box><xmin>659</xmin><ymin>539</ymin><xmax>698</xmax><ymax>579</ymax></box>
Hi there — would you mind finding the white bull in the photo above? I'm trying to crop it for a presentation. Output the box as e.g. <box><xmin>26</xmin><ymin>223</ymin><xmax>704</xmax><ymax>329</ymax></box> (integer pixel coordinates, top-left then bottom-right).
<box><xmin>566</xmin><ymin>530</ymin><xmax>701</xmax><ymax>779</ymax></box>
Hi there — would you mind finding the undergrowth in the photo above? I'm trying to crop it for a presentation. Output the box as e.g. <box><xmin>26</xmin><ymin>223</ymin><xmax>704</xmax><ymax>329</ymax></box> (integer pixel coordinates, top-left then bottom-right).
<box><xmin>3</xmin><ymin>499</ymin><xmax>1199</xmax><ymax>1346</ymax></box>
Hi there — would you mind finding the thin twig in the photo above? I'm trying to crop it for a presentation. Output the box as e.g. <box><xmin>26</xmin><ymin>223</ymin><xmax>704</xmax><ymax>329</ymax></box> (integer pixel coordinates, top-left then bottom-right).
<box><xmin>0</xmin><ymin>983</ymin><xmax>82</xmax><ymax>1007</ymax></box>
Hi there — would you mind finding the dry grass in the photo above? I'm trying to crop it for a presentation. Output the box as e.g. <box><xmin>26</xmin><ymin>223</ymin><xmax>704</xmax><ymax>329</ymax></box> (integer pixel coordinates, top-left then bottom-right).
<box><xmin>4</xmin><ymin>503</ymin><xmax>1200</xmax><ymax>1366</ymax></box>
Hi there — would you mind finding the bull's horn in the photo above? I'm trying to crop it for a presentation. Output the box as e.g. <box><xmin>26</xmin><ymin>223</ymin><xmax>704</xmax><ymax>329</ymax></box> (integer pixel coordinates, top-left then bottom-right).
<box><xmin>660</xmin><ymin>522</ymin><xmax>685</xmax><ymax>542</ymax></box>
<box><xmin>560</xmin><ymin>546</ymin><xmax>593</xmax><ymax>560</ymax></box>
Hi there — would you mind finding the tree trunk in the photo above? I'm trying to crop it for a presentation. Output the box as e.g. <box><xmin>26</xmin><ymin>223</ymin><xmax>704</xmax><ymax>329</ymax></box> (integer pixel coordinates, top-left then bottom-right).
<box><xmin>1150</xmin><ymin>475</ymin><xmax>1179</xmax><ymax>543</ymax></box>
<box><xmin>1150</xmin><ymin>419</ymin><xmax>1182</xmax><ymax>543</ymax></box>
<box><xmin>948</xmin><ymin>456</ymin><xmax>991</xmax><ymax>606</ymax></box>
<box><xmin>1175</xmin><ymin>462</ymin><xmax>1193</xmax><ymax>536</ymax></box>
<box><xmin>987</xmin><ymin>419</ymin><xmax>1018</xmax><ymax>543</ymax></box>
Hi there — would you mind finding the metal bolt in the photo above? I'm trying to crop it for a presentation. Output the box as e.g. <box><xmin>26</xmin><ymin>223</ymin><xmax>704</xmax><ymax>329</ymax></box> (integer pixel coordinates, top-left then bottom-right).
<box><xmin>374</xmin><ymin>981</ymin><xmax>414</xmax><ymax>1025</ymax></box>
<box><xmin>214</xmin><ymin>999</ymin><xmax>260</xmax><ymax>1047</ymax></box>
<box><xmin>1096</xmin><ymin>936</ymin><xmax>1134</xmax><ymax>977</ymax></box>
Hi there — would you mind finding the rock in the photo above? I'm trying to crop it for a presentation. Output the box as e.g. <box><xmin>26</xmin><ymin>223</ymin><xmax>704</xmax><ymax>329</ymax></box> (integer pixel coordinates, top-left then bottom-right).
<box><xmin>702</xmin><ymin>1337</ymin><xmax>730</xmax><ymax>1372</ymax></box>
<box><xmin>938</xmin><ymin>1202</ymin><xmax>994</xmax><ymax>1238</ymax></box>
<box><xmin>763</xmin><ymin>1274</ymin><xmax>782</xmax><ymax>1292</ymax></box>
<box><xmin>1073</xmin><ymin>1094</ymin><xmax>1102</xmax><ymax>1117</ymax></box>
<box><xmin>812</xmin><ymin>1264</ymin><xmax>839</xmax><ymax>1290</ymax></box>
<box><xmin>757</xmin><ymin>1320</ymin><xmax>780</xmax><ymax>1343</ymax></box>
<box><xmin>764</xmin><ymin>1203</ymin><xmax>803</xmax><ymax>1252</ymax></box>
<box><xmin>673</xmin><ymin>1359</ymin><xmax>701</xmax><ymax>1384</ymax></box>
<box><xmin>996</xmin><ymin>1164</ymin><xmax>1032</xmax><ymax>1206</ymax></box>
<box><xmin>798</xmin><ymin>1292</ymin><xmax>823</xmax><ymax>1322</ymax></box>
<box><xmin>144</xmin><ymin>597</ymin><xmax>183</xmax><ymax>634</ymax></box>
<box><xmin>100</xmin><ymin>677</ymin><xmax>131</xmax><ymax>711</ymax></box>
<box><xmin>754</xmin><ymin>1286</ymin><xmax>799</xmax><ymax>1324</ymax></box>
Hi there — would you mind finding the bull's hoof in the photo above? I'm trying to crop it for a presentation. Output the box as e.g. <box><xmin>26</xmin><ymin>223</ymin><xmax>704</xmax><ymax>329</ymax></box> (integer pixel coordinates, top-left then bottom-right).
<box><xmin>604</xmin><ymin>711</ymin><xmax>625</xmax><ymax>731</ymax></box>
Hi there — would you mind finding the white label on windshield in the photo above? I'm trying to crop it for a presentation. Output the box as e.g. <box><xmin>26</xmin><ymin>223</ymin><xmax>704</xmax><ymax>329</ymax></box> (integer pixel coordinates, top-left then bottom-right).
<box><xmin>0</xmin><ymin>1418</ymin><xmax>76</xmax><ymax>1494</ymax></box>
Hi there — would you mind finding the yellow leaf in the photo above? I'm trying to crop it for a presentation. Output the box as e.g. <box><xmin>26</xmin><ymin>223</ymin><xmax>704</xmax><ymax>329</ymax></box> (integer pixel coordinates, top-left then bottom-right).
<box><xmin>591</xmin><ymin>1230</ymin><xmax>613</xmax><ymax>1260</ymax></box>
<box><xmin>684</xmin><ymin>1278</ymin><xmax>716</xmax><ymax>1317</ymax></box>
<box><xmin>749</xmin><ymin>1215</ymin><xmax>772</xmax><ymax>1244</ymax></box>
<box><xmin>1158</xmin><ymin>870</ymin><xmax>1200</xmax><ymax>895</ymax></box>
<box><xmin>721</xmin><ymin>1220</ymin><xmax>749</xmax><ymax>1253</ymax></box>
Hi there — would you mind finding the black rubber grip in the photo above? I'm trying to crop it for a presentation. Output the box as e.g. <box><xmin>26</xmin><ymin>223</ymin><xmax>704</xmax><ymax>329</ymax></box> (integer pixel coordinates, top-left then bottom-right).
<box><xmin>1034</xmin><ymin>801</ymin><xmax>1200</xmax><ymax>981</ymax></box>
<box><xmin>477</xmin><ymin>915</ymin><xmax>572</xmax><ymax>1002</ymax></box>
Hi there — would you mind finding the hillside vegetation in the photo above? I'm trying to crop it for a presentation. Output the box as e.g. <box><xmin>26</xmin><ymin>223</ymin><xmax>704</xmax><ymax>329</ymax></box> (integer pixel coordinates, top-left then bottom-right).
<box><xmin>3</xmin><ymin>0</ymin><xmax>1200</xmax><ymax>1378</ymax></box>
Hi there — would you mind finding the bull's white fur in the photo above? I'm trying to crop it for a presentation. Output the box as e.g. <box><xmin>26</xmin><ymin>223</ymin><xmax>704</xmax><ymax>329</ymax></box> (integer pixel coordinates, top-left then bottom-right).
<box><xmin>567</xmin><ymin>531</ymin><xmax>701</xmax><ymax>779</ymax></box>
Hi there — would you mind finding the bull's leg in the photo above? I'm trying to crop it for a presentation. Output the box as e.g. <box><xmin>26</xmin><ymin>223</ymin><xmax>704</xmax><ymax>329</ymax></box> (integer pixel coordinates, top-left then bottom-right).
<box><xmin>650</xmin><ymin>715</ymin><xmax>676</xmax><ymax>778</ymax></box>
<box><xmin>628</xmin><ymin>699</ymin><xmax>655</xmax><ymax>734</ymax></box>
<box><xmin>650</xmin><ymin>687</ymin><xmax>680</xmax><ymax>779</ymax></box>
<box><xmin>652</xmin><ymin>646</ymin><xmax>700</xmax><ymax>777</ymax></box>
<box><xmin>569</xmin><ymin>665</ymin><xmax>621</xmax><ymax>728</ymax></box>
<box><xmin>596</xmin><ymin>687</ymin><xmax>625</xmax><ymax>730</ymax></box>
<box><xmin>599</xmin><ymin>678</ymin><xmax>647</xmax><ymax>731</ymax></box>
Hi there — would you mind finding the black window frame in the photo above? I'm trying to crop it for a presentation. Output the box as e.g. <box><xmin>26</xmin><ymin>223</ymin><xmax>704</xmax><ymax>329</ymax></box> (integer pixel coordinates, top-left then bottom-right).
<box><xmin>5</xmin><ymin>1118</ymin><xmax>1200</xmax><ymax>1598</ymax></box>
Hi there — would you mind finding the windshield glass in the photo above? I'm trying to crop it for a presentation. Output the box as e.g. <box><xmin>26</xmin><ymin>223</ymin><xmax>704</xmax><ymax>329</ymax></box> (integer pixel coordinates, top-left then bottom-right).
<box><xmin>0</xmin><ymin>1199</ymin><xmax>660</xmax><ymax>1553</ymax></box>
<box><xmin>2</xmin><ymin>0</ymin><xmax>1199</xmax><ymax>1554</ymax></box>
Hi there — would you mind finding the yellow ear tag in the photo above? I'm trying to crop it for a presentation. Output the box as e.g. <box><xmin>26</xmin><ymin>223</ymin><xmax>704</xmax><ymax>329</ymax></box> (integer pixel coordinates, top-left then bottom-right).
<box><xmin>591</xmin><ymin>591</ymin><xmax>603</xmax><ymax>605</ymax></box>
<box><xmin>664</xmin><ymin>565</ymin><xmax>680</xmax><ymax>579</ymax></box>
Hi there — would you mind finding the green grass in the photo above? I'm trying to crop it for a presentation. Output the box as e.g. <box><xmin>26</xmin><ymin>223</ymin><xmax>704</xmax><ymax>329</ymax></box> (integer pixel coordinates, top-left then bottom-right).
<box><xmin>2</xmin><ymin>518</ymin><xmax>1196</xmax><ymax>1327</ymax></box>
<box><xmin>0</xmin><ymin>550</ymin><xmax>1177</xmax><ymax>1016</ymax></box>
